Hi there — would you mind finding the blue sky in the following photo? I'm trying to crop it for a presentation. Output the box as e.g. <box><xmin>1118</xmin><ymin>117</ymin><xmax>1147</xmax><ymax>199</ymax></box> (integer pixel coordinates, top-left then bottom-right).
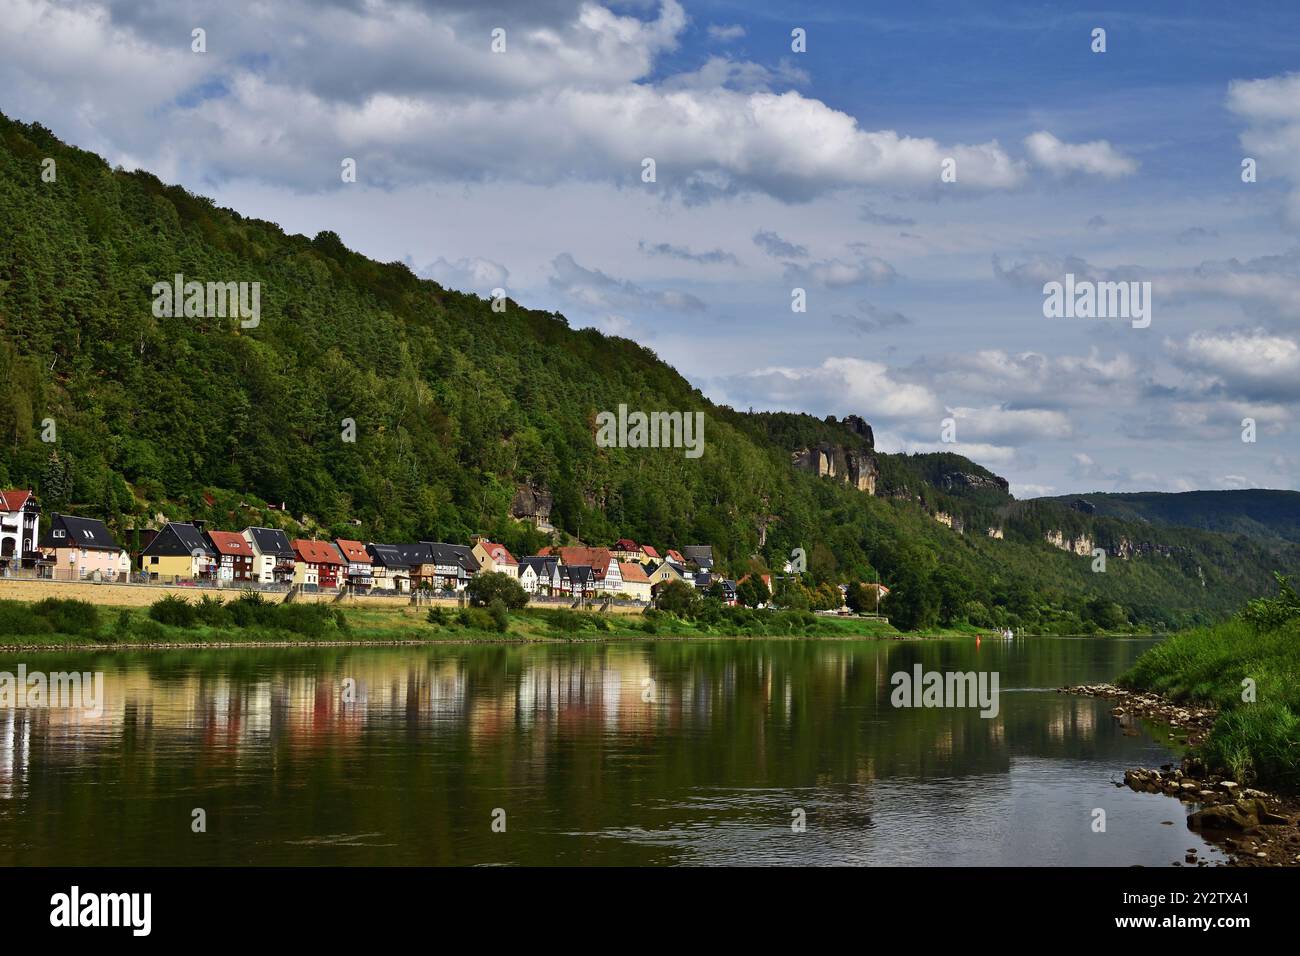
<box><xmin>3</xmin><ymin>0</ymin><xmax>1299</xmax><ymax>496</ymax></box>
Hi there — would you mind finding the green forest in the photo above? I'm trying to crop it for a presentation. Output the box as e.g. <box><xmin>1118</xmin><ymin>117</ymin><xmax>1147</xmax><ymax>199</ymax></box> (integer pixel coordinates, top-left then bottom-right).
<box><xmin>1</xmin><ymin>111</ymin><xmax>1297</xmax><ymax>632</ymax></box>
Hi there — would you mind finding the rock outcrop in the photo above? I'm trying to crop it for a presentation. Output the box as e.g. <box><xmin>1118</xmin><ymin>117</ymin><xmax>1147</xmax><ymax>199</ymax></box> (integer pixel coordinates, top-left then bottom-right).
<box><xmin>510</xmin><ymin>482</ymin><xmax>554</xmax><ymax>531</ymax></box>
<box><xmin>791</xmin><ymin>445</ymin><xmax>878</xmax><ymax>494</ymax></box>
<box><xmin>938</xmin><ymin>471</ymin><xmax>1010</xmax><ymax>495</ymax></box>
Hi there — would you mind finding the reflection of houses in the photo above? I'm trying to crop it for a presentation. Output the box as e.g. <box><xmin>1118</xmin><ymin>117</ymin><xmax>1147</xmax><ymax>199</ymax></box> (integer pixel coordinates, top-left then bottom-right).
<box><xmin>0</xmin><ymin>489</ymin><xmax>41</xmax><ymax>572</ymax></box>
<box><xmin>205</xmin><ymin>530</ymin><xmax>255</xmax><ymax>582</ymax></box>
<box><xmin>41</xmin><ymin>513</ymin><xmax>131</xmax><ymax>581</ymax></box>
<box><xmin>243</xmin><ymin>526</ymin><xmax>296</xmax><ymax>585</ymax></box>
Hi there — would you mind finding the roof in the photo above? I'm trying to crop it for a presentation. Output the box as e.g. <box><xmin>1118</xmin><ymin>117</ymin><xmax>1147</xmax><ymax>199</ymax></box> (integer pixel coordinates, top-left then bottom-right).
<box><xmin>292</xmin><ymin>539</ymin><xmax>345</xmax><ymax>565</ymax></box>
<box><xmin>519</xmin><ymin>555</ymin><xmax>558</xmax><ymax>576</ymax></box>
<box><xmin>395</xmin><ymin>542</ymin><xmax>435</xmax><ymax>565</ymax></box>
<box><xmin>618</xmin><ymin>561</ymin><xmax>649</xmax><ymax>583</ymax></box>
<box><xmin>245</xmin><ymin>526</ymin><xmax>295</xmax><ymax>558</ymax></box>
<box><xmin>640</xmin><ymin>545</ymin><xmax>660</xmax><ymax>559</ymax></box>
<box><xmin>43</xmin><ymin>514</ymin><xmax>122</xmax><ymax>552</ymax></box>
<box><xmin>425</xmin><ymin>542</ymin><xmax>481</xmax><ymax>573</ymax></box>
<box><xmin>366</xmin><ymin>543</ymin><xmax>410</xmax><ymax>568</ymax></box>
<box><xmin>563</xmin><ymin>564</ymin><xmax>594</xmax><ymax>584</ymax></box>
<box><xmin>613</xmin><ymin>538</ymin><xmax>639</xmax><ymax>550</ymax></box>
<box><xmin>335</xmin><ymin>539</ymin><xmax>372</xmax><ymax>563</ymax></box>
<box><xmin>0</xmin><ymin>490</ymin><xmax>32</xmax><ymax>512</ymax></box>
<box><xmin>555</xmin><ymin>546</ymin><xmax>614</xmax><ymax>576</ymax></box>
<box><xmin>665</xmin><ymin>549</ymin><xmax>685</xmax><ymax>564</ymax></box>
<box><xmin>682</xmin><ymin>545</ymin><xmax>714</xmax><ymax>567</ymax></box>
<box><xmin>477</xmin><ymin>541</ymin><xmax>518</xmax><ymax>566</ymax></box>
<box><xmin>142</xmin><ymin>522</ymin><xmax>213</xmax><ymax>557</ymax></box>
<box><xmin>207</xmin><ymin>530</ymin><xmax>253</xmax><ymax>556</ymax></box>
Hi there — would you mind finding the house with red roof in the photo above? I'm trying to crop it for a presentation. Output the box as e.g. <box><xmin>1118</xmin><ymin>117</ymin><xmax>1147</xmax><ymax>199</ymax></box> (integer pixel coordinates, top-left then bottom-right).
<box><xmin>617</xmin><ymin>560</ymin><xmax>652</xmax><ymax>602</ymax></box>
<box><xmin>334</xmin><ymin>539</ymin><xmax>374</xmax><ymax>590</ymax></box>
<box><xmin>553</xmin><ymin>546</ymin><xmax>623</xmax><ymax>593</ymax></box>
<box><xmin>206</xmin><ymin>530</ymin><xmax>256</xmax><ymax>582</ymax></box>
<box><xmin>0</xmin><ymin>489</ymin><xmax>41</xmax><ymax>572</ymax></box>
<box><xmin>471</xmin><ymin>540</ymin><xmax>519</xmax><ymax>579</ymax></box>
<box><xmin>291</xmin><ymin>539</ymin><xmax>346</xmax><ymax>589</ymax></box>
<box><xmin>611</xmin><ymin>538</ymin><xmax>641</xmax><ymax>561</ymax></box>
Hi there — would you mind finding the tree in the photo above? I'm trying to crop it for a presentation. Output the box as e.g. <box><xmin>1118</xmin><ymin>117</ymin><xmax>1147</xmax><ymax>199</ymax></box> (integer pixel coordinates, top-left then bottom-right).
<box><xmin>466</xmin><ymin>571</ymin><xmax>529</xmax><ymax>610</ymax></box>
<box><xmin>655</xmin><ymin>579</ymin><xmax>697</xmax><ymax>615</ymax></box>
<box><xmin>882</xmin><ymin>567</ymin><xmax>940</xmax><ymax>632</ymax></box>
<box><xmin>845</xmin><ymin>582</ymin><xmax>872</xmax><ymax>614</ymax></box>
<box><xmin>736</xmin><ymin>575</ymin><xmax>770</xmax><ymax>608</ymax></box>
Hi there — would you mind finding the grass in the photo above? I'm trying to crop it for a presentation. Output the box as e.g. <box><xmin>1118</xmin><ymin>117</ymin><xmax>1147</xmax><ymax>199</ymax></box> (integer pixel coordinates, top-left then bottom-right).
<box><xmin>1120</xmin><ymin>617</ymin><xmax>1300</xmax><ymax>792</ymax></box>
<box><xmin>0</xmin><ymin>595</ymin><xmax>985</xmax><ymax>647</ymax></box>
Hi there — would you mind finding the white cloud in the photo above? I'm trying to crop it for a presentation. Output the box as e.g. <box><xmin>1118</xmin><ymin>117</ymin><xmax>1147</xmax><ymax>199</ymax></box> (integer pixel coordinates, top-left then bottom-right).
<box><xmin>1167</xmin><ymin>328</ymin><xmax>1300</xmax><ymax>400</ymax></box>
<box><xmin>707</xmin><ymin>24</ymin><xmax>746</xmax><ymax>42</ymax></box>
<box><xmin>421</xmin><ymin>256</ymin><xmax>509</xmax><ymax>294</ymax></box>
<box><xmin>1023</xmin><ymin>131</ymin><xmax>1138</xmax><ymax>178</ymax></box>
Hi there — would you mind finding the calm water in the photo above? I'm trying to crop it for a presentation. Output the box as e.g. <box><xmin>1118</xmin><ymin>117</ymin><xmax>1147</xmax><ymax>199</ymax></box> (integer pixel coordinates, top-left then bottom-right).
<box><xmin>0</xmin><ymin>636</ymin><xmax>1225</xmax><ymax>866</ymax></box>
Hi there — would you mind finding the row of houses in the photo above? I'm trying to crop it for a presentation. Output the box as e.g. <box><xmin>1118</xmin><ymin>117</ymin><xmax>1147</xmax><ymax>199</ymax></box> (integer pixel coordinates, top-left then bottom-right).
<box><xmin>1</xmin><ymin>490</ymin><xmax>732</xmax><ymax>601</ymax></box>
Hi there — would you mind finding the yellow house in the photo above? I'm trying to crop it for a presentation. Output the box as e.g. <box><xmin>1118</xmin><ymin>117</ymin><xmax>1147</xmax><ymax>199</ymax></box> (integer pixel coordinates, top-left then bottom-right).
<box><xmin>645</xmin><ymin>560</ymin><xmax>683</xmax><ymax>589</ymax></box>
<box><xmin>139</xmin><ymin>522</ymin><xmax>217</xmax><ymax>581</ymax></box>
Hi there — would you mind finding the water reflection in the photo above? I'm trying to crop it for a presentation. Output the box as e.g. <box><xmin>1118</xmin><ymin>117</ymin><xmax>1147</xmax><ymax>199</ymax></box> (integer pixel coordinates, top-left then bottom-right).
<box><xmin>0</xmin><ymin>638</ymin><xmax>1225</xmax><ymax>866</ymax></box>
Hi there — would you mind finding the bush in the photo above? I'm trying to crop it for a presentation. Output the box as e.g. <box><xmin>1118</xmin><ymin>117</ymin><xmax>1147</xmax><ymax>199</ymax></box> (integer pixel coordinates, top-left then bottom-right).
<box><xmin>488</xmin><ymin>597</ymin><xmax>509</xmax><ymax>633</ymax></box>
<box><xmin>148</xmin><ymin>594</ymin><xmax>197</xmax><ymax>628</ymax></box>
<box><xmin>195</xmin><ymin>594</ymin><xmax>228</xmax><ymax>626</ymax></box>
<box><xmin>31</xmin><ymin>598</ymin><xmax>100</xmax><ymax>635</ymax></box>
<box><xmin>426</xmin><ymin>606</ymin><xmax>450</xmax><ymax>626</ymax></box>
<box><xmin>466</xmin><ymin>572</ymin><xmax>529</xmax><ymax>610</ymax></box>
<box><xmin>0</xmin><ymin>600</ymin><xmax>54</xmax><ymax>635</ymax></box>
<box><xmin>227</xmin><ymin>590</ymin><xmax>275</xmax><ymax>628</ymax></box>
<box><xmin>271</xmin><ymin>603</ymin><xmax>339</xmax><ymax>636</ymax></box>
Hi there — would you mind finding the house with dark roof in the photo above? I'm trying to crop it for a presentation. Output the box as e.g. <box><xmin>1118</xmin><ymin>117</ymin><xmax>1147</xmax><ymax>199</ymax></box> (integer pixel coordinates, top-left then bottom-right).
<box><xmin>0</xmin><ymin>489</ymin><xmax>41</xmax><ymax>571</ymax></box>
<box><xmin>243</xmin><ymin>526</ymin><xmax>297</xmax><ymax>585</ymax></box>
<box><xmin>40</xmin><ymin>513</ymin><xmax>130</xmax><ymax>581</ymax></box>
<box><xmin>559</xmin><ymin>564</ymin><xmax>595</xmax><ymax>597</ymax></box>
<box><xmin>518</xmin><ymin>555</ymin><xmax>560</xmax><ymax>595</ymax></box>
<box><xmin>394</xmin><ymin>542</ymin><xmax>438</xmax><ymax>588</ymax></box>
<box><xmin>366</xmin><ymin>543</ymin><xmax>411</xmax><ymax>592</ymax></box>
<box><xmin>140</xmin><ymin>522</ymin><xmax>218</xmax><ymax>580</ymax></box>
<box><xmin>424</xmin><ymin>542</ymin><xmax>481</xmax><ymax>591</ymax></box>
<box><xmin>206</xmin><ymin>530</ymin><xmax>256</xmax><ymax>582</ymax></box>
<box><xmin>682</xmin><ymin>545</ymin><xmax>715</xmax><ymax>573</ymax></box>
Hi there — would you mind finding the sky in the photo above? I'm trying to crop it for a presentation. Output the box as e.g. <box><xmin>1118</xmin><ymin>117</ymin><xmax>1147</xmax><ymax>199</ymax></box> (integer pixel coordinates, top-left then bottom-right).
<box><xmin>3</xmin><ymin>0</ymin><xmax>1300</xmax><ymax>497</ymax></box>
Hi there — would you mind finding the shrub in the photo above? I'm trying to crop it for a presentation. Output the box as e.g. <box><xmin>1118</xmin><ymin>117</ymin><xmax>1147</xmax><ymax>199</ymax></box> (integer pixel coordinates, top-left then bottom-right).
<box><xmin>195</xmin><ymin>594</ymin><xmax>228</xmax><ymax>626</ymax></box>
<box><xmin>227</xmin><ymin>590</ymin><xmax>275</xmax><ymax>628</ymax></box>
<box><xmin>0</xmin><ymin>601</ymin><xmax>54</xmax><ymax>635</ymax></box>
<box><xmin>488</xmin><ymin>597</ymin><xmax>509</xmax><ymax>633</ymax></box>
<box><xmin>31</xmin><ymin>598</ymin><xmax>100</xmax><ymax>635</ymax></box>
<box><xmin>149</xmin><ymin>594</ymin><xmax>197</xmax><ymax>628</ymax></box>
<box><xmin>467</xmin><ymin>572</ymin><xmax>529</xmax><ymax>610</ymax></box>
<box><xmin>426</xmin><ymin>606</ymin><xmax>450</xmax><ymax>626</ymax></box>
<box><xmin>271</xmin><ymin>603</ymin><xmax>339</xmax><ymax>637</ymax></box>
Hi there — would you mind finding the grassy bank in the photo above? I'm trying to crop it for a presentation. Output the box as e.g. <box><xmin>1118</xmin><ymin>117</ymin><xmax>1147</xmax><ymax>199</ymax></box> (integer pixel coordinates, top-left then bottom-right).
<box><xmin>0</xmin><ymin>595</ymin><xmax>986</xmax><ymax>648</ymax></box>
<box><xmin>1120</xmin><ymin>616</ymin><xmax>1300</xmax><ymax>792</ymax></box>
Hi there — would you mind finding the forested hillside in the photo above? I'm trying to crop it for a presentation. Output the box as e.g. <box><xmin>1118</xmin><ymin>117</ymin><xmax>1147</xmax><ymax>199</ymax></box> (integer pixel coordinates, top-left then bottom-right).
<box><xmin>1037</xmin><ymin>490</ymin><xmax>1300</xmax><ymax>546</ymax></box>
<box><xmin>1</xmin><ymin>111</ymin><xmax>1296</xmax><ymax>631</ymax></box>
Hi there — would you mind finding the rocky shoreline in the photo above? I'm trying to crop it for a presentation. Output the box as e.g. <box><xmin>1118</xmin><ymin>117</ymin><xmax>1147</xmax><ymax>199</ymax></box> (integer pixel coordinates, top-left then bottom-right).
<box><xmin>1060</xmin><ymin>683</ymin><xmax>1300</xmax><ymax>867</ymax></box>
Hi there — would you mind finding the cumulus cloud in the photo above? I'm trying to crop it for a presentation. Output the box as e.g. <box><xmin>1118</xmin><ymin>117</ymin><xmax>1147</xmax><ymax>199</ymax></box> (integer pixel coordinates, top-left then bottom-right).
<box><xmin>785</xmin><ymin>255</ymin><xmax>897</xmax><ymax>288</ymax></box>
<box><xmin>1023</xmin><ymin>131</ymin><xmax>1139</xmax><ymax>178</ymax></box>
<box><xmin>421</xmin><ymin>256</ymin><xmax>509</xmax><ymax>294</ymax></box>
<box><xmin>720</xmin><ymin>357</ymin><xmax>941</xmax><ymax>422</ymax></box>
<box><xmin>1228</xmin><ymin>71</ymin><xmax>1300</xmax><ymax>224</ymax></box>
<box><xmin>1166</xmin><ymin>328</ymin><xmax>1300</xmax><ymax>400</ymax></box>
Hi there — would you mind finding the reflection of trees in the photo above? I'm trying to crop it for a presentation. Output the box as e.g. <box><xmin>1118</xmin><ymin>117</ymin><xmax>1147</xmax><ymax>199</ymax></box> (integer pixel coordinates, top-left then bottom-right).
<box><xmin>0</xmin><ymin>637</ymin><xmax>1162</xmax><ymax>865</ymax></box>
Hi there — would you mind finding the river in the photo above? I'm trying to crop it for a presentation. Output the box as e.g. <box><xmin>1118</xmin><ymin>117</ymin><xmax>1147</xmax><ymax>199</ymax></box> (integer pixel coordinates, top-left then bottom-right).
<box><xmin>0</xmin><ymin>635</ymin><xmax>1225</xmax><ymax>865</ymax></box>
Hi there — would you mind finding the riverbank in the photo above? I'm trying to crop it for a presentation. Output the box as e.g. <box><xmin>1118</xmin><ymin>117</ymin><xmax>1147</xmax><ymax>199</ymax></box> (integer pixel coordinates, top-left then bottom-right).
<box><xmin>0</xmin><ymin>596</ymin><xmax>989</xmax><ymax>650</ymax></box>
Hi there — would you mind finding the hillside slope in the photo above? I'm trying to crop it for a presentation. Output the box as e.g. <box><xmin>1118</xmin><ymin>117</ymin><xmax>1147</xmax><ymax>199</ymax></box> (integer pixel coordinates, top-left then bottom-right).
<box><xmin>1037</xmin><ymin>490</ymin><xmax>1300</xmax><ymax>546</ymax></box>
<box><xmin>1</xmin><ymin>111</ymin><xmax>1295</xmax><ymax>630</ymax></box>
